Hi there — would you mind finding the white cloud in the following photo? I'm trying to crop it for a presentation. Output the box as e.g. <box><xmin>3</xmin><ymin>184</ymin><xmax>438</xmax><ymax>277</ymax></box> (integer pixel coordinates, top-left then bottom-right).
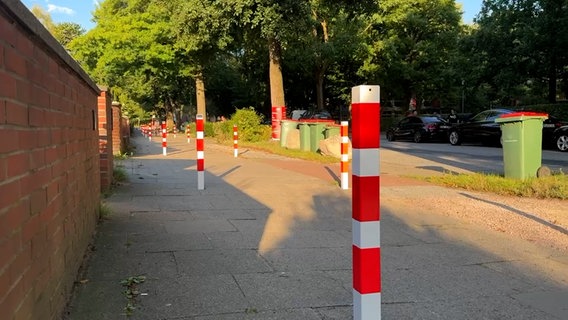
<box><xmin>47</xmin><ymin>4</ymin><xmax>75</xmax><ymax>15</ymax></box>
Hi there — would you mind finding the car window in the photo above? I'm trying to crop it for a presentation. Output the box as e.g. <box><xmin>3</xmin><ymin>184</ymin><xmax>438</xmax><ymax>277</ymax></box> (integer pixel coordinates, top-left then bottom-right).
<box><xmin>471</xmin><ymin>111</ymin><xmax>488</xmax><ymax>122</ymax></box>
<box><xmin>420</xmin><ymin>116</ymin><xmax>441</xmax><ymax>123</ymax></box>
<box><xmin>398</xmin><ymin>118</ymin><xmax>411</xmax><ymax>126</ymax></box>
<box><xmin>409</xmin><ymin>117</ymin><xmax>423</xmax><ymax>124</ymax></box>
<box><xmin>486</xmin><ymin>111</ymin><xmax>502</xmax><ymax>121</ymax></box>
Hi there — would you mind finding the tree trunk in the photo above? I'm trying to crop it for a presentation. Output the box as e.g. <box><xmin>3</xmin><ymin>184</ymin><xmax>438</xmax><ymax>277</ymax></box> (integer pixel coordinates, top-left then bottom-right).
<box><xmin>268</xmin><ymin>37</ymin><xmax>285</xmax><ymax>108</ymax></box>
<box><xmin>196</xmin><ymin>72</ymin><xmax>206</xmax><ymax>121</ymax></box>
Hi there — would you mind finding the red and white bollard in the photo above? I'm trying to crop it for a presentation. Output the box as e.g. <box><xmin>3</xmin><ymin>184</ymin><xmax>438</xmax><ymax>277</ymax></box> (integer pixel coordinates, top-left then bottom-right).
<box><xmin>351</xmin><ymin>85</ymin><xmax>381</xmax><ymax>320</ymax></box>
<box><xmin>341</xmin><ymin>121</ymin><xmax>349</xmax><ymax>190</ymax></box>
<box><xmin>186</xmin><ymin>127</ymin><xmax>191</xmax><ymax>144</ymax></box>
<box><xmin>142</xmin><ymin>126</ymin><xmax>146</xmax><ymax>137</ymax></box>
<box><xmin>148</xmin><ymin>125</ymin><xmax>152</xmax><ymax>141</ymax></box>
<box><xmin>161</xmin><ymin>121</ymin><xmax>167</xmax><ymax>156</ymax></box>
<box><xmin>233</xmin><ymin>125</ymin><xmax>238</xmax><ymax>158</ymax></box>
<box><xmin>173</xmin><ymin>126</ymin><xmax>177</xmax><ymax>139</ymax></box>
<box><xmin>196</xmin><ymin>114</ymin><xmax>205</xmax><ymax>190</ymax></box>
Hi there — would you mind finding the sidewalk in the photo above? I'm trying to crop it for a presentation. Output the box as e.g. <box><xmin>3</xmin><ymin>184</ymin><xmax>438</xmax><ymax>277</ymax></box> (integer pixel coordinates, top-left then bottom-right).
<box><xmin>64</xmin><ymin>132</ymin><xmax>568</xmax><ymax>319</ymax></box>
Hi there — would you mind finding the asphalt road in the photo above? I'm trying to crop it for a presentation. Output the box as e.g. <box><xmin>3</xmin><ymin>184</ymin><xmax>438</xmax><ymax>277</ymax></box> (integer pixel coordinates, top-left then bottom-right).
<box><xmin>381</xmin><ymin>135</ymin><xmax>568</xmax><ymax>175</ymax></box>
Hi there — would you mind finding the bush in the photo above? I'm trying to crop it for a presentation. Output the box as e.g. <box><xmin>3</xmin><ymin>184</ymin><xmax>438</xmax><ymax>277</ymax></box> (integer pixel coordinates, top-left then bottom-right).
<box><xmin>208</xmin><ymin>107</ymin><xmax>271</xmax><ymax>142</ymax></box>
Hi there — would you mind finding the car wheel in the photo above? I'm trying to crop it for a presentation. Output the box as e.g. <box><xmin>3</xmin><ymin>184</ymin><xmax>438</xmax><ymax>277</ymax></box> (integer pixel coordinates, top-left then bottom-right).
<box><xmin>556</xmin><ymin>134</ymin><xmax>568</xmax><ymax>151</ymax></box>
<box><xmin>449</xmin><ymin>131</ymin><xmax>461</xmax><ymax>145</ymax></box>
<box><xmin>413</xmin><ymin>131</ymin><xmax>422</xmax><ymax>143</ymax></box>
<box><xmin>386</xmin><ymin>131</ymin><xmax>395</xmax><ymax>141</ymax></box>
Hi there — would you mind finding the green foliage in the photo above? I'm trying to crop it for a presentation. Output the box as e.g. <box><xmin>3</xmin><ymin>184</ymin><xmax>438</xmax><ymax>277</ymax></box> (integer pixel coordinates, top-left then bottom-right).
<box><xmin>208</xmin><ymin>108</ymin><xmax>271</xmax><ymax>143</ymax></box>
<box><xmin>423</xmin><ymin>172</ymin><xmax>568</xmax><ymax>200</ymax></box>
<box><xmin>361</xmin><ymin>0</ymin><xmax>463</xmax><ymax>105</ymax></box>
<box><xmin>203</xmin><ymin>122</ymin><xmax>216</xmax><ymax>137</ymax></box>
<box><xmin>230</xmin><ymin>108</ymin><xmax>271</xmax><ymax>142</ymax></box>
<box><xmin>99</xmin><ymin>202</ymin><xmax>112</xmax><ymax>220</ymax></box>
<box><xmin>120</xmin><ymin>275</ymin><xmax>146</xmax><ymax>316</ymax></box>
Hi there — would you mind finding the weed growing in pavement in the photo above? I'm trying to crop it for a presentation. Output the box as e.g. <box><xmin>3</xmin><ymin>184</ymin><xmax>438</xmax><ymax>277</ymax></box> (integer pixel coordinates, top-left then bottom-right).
<box><xmin>120</xmin><ymin>275</ymin><xmax>146</xmax><ymax>316</ymax></box>
<box><xmin>113</xmin><ymin>167</ymin><xmax>128</xmax><ymax>185</ymax></box>
<box><xmin>99</xmin><ymin>202</ymin><xmax>112</xmax><ymax>220</ymax></box>
<box><xmin>422</xmin><ymin>171</ymin><xmax>568</xmax><ymax>200</ymax></box>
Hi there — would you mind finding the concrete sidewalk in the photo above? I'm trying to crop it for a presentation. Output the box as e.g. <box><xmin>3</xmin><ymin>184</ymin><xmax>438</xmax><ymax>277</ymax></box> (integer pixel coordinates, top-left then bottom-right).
<box><xmin>64</xmin><ymin>132</ymin><xmax>568</xmax><ymax>319</ymax></box>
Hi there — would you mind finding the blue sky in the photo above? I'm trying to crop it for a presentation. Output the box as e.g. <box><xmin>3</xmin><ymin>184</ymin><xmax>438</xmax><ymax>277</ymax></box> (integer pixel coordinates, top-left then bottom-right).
<box><xmin>21</xmin><ymin>0</ymin><xmax>482</xmax><ymax>31</ymax></box>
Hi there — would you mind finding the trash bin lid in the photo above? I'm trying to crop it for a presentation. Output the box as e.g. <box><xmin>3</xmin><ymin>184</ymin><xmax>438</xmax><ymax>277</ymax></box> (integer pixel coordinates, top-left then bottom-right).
<box><xmin>495</xmin><ymin>112</ymin><xmax>548</xmax><ymax>123</ymax></box>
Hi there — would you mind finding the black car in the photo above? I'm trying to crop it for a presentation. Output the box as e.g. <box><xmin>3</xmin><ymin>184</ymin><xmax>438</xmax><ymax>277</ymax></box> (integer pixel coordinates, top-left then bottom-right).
<box><xmin>448</xmin><ymin>109</ymin><xmax>514</xmax><ymax>146</ymax></box>
<box><xmin>552</xmin><ymin>125</ymin><xmax>568</xmax><ymax>152</ymax></box>
<box><xmin>542</xmin><ymin>115</ymin><xmax>567</xmax><ymax>147</ymax></box>
<box><xmin>386</xmin><ymin>116</ymin><xmax>450</xmax><ymax>143</ymax></box>
<box><xmin>449</xmin><ymin>108</ymin><xmax>563</xmax><ymax>147</ymax></box>
<box><xmin>298</xmin><ymin>110</ymin><xmax>333</xmax><ymax>120</ymax></box>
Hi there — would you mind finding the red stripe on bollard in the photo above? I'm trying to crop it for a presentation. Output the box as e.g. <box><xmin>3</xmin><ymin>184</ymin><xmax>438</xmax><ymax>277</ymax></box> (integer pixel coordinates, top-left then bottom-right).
<box><xmin>233</xmin><ymin>125</ymin><xmax>238</xmax><ymax>158</ymax></box>
<box><xmin>186</xmin><ymin>127</ymin><xmax>191</xmax><ymax>143</ymax></box>
<box><xmin>161</xmin><ymin>121</ymin><xmax>167</xmax><ymax>156</ymax></box>
<box><xmin>196</xmin><ymin>114</ymin><xmax>205</xmax><ymax>190</ymax></box>
<box><xmin>351</xmin><ymin>85</ymin><xmax>381</xmax><ymax>320</ymax></box>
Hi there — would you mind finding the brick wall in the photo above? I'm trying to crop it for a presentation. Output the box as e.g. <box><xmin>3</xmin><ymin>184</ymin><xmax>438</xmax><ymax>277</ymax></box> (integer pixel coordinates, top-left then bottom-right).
<box><xmin>111</xmin><ymin>101</ymin><xmax>122</xmax><ymax>155</ymax></box>
<box><xmin>97</xmin><ymin>88</ymin><xmax>113</xmax><ymax>192</ymax></box>
<box><xmin>0</xmin><ymin>1</ymin><xmax>101</xmax><ymax>319</ymax></box>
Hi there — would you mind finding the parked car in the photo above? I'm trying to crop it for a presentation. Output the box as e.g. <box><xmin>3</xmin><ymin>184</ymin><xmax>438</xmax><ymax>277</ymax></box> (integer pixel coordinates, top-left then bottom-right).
<box><xmin>448</xmin><ymin>109</ymin><xmax>514</xmax><ymax>146</ymax></box>
<box><xmin>541</xmin><ymin>115</ymin><xmax>567</xmax><ymax>147</ymax></box>
<box><xmin>552</xmin><ymin>125</ymin><xmax>568</xmax><ymax>151</ymax></box>
<box><xmin>386</xmin><ymin>115</ymin><xmax>450</xmax><ymax>143</ymax></box>
<box><xmin>449</xmin><ymin>108</ymin><xmax>565</xmax><ymax>147</ymax></box>
<box><xmin>298</xmin><ymin>110</ymin><xmax>333</xmax><ymax>120</ymax></box>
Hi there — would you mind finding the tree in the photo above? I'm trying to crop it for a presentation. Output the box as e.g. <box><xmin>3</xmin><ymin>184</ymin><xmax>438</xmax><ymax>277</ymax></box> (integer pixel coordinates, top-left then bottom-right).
<box><xmin>30</xmin><ymin>5</ymin><xmax>84</xmax><ymax>48</ymax></box>
<box><xmin>69</xmin><ymin>0</ymin><xmax>192</xmax><ymax>122</ymax></box>
<box><xmin>474</xmin><ymin>0</ymin><xmax>568</xmax><ymax>104</ymax></box>
<box><xmin>360</xmin><ymin>0</ymin><xmax>463</xmax><ymax>108</ymax></box>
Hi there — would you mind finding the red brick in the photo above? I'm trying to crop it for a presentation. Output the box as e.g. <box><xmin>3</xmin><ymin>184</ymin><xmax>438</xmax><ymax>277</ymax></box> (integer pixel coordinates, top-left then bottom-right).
<box><xmin>0</xmin><ymin>269</ymin><xmax>9</xmax><ymax>302</ymax></box>
<box><xmin>32</xmin><ymin>87</ymin><xmax>50</xmax><ymax>109</ymax></box>
<box><xmin>15</xmin><ymin>79</ymin><xmax>32</xmax><ymax>105</ymax></box>
<box><xmin>0</xmin><ymin>157</ymin><xmax>5</xmax><ymax>182</ymax></box>
<box><xmin>30</xmin><ymin>231</ymin><xmax>48</xmax><ymax>262</ymax></box>
<box><xmin>30</xmin><ymin>189</ymin><xmax>47</xmax><ymax>216</ymax></box>
<box><xmin>0</xmin><ymin>100</ymin><xmax>5</xmax><ymax>125</ymax></box>
<box><xmin>0</xmin><ymin>179</ymin><xmax>21</xmax><ymax>209</ymax></box>
<box><xmin>0</xmin><ymin>43</ymin><xmax>4</xmax><ymax>67</ymax></box>
<box><xmin>0</xmin><ymin>200</ymin><xmax>27</xmax><ymax>238</ymax></box>
<box><xmin>28</xmin><ymin>62</ymin><xmax>42</xmax><ymax>86</ymax></box>
<box><xmin>17</xmin><ymin>35</ymin><xmax>34</xmax><ymax>59</ymax></box>
<box><xmin>5</xmin><ymin>47</ymin><xmax>26</xmax><ymax>77</ymax></box>
<box><xmin>5</xmin><ymin>101</ymin><xmax>28</xmax><ymax>126</ymax></box>
<box><xmin>12</xmin><ymin>287</ymin><xmax>34</xmax><ymax>320</ymax></box>
<box><xmin>0</xmin><ymin>128</ymin><xmax>19</xmax><ymax>153</ymax></box>
<box><xmin>45</xmin><ymin>180</ymin><xmax>60</xmax><ymax>204</ymax></box>
<box><xmin>0</xmin><ymin>276</ymin><xmax>25</xmax><ymax>318</ymax></box>
<box><xmin>21</xmin><ymin>214</ymin><xmax>40</xmax><ymax>243</ymax></box>
<box><xmin>9</xmin><ymin>245</ymin><xmax>31</xmax><ymax>282</ymax></box>
<box><xmin>17</xmin><ymin>129</ymin><xmax>38</xmax><ymax>150</ymax></box>
<box><xmin>0</xmin><ymin>233</ymin><xmax>21</xmax><ymax>270</ymax></box>
<box><xmin>29</xmin><ymin>149</ymin><xmax>46</xmax><ymax>171</ymax></box>
<box><xmin>20</xmin><ymin>167</ymin><xmax>50</xmax><ymax>193</ymax></box>
<box><xmin>28</xmin><ymin>106</ymin><xmax>46</xmax><ymax>128</ymax></box>
<box><xmin>0</xmin><ymin>71</ymin><xmax>17</xmax><ymax>99</ymax></box>
<box><xmin>0</xmin><ymin>15</ymin><xmax>17</xmax><ymax>45</ymax></box>
<box><xmin>7</xmin><ymin>152</ymin><xmax>29</xmax><ymax>179</ymax></box>
<box><xmin>44</xmin><ymin>146</ymin><xmax>60</xmax><ymax>163</ymax></box>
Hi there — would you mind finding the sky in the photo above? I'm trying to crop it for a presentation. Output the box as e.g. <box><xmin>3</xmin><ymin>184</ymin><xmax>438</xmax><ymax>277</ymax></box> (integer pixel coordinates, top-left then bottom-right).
<box><xmin>21</xmin><ymin>0</ymin><xmax>483</xmax><ymax>31</ymax></box>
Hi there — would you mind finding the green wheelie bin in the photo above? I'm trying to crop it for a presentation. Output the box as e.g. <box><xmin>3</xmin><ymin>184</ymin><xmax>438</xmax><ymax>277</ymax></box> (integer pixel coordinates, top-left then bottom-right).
<box><xmin>495</xmin><ymin>112</ymin><xmax>548</xmax><ymax>179</ymax></box>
